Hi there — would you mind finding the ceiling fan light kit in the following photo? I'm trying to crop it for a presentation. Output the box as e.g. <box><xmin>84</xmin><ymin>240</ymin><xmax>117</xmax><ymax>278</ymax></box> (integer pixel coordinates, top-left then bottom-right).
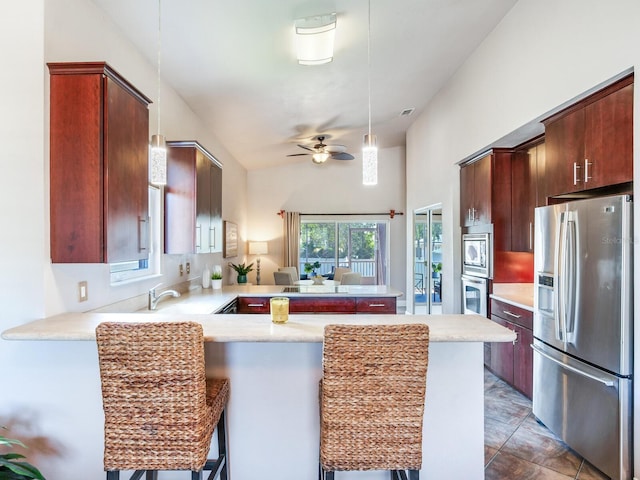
<box><xmin>312</xmin><ymin>151</ymin><xmax>331</xmax><ymax>164</ymax></box>
<box><xmin>287</xmin><ymin>135</ymin><xmax>355</xmax><ymax>164</ymax></box>
<box><xmin>295</xmin><ymin>13</ymin><xmax>337</xmax><ymax>65</ymax></box>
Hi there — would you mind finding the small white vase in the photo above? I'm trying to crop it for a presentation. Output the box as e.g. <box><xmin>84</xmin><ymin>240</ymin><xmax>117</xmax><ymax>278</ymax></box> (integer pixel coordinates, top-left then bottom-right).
<box><xmin>212</xmin><ymin>279</ymin><xmax>222</xmax><ymax>290</ymax></box>
<box><xmin>202</xmin><ymin>265</ymin><xmax>211</xmax><ymax>288</ymax></box>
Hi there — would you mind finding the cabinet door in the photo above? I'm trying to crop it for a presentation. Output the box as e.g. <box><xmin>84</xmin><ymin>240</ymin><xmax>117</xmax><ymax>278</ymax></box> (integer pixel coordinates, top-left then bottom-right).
<box><xmin>237</xmin><ymin>297</ymin><xmax>270</xmax><ymax>313</ymax></box>
<box><xmin>583</xmin><ymin>83</ymin><xmax>633</xmax><ymax>189</ymax></box>
<box><xmin>544</xmin><ymin>108</ymin><xmax>585</xmax><ymax>196</ymax></box>
<box><xmin>511</xmin><ymin>147</ymin><xmax>536</xmax><ymax>252</ymax></box>
<box><xmin>489</xmin><ymin>316</ymin><xmax>514</xmax><ymax>385</ymax></box>
<box><xmin>513</xmin><ymin>324</ymin><xmax>533</xmax><ymax>399</ymax></box>
<box><xmin>196</xmin><ymin>152</ymin><xmax>212</xmax><ymax>253</ymax></box>
<box><xmin>165</xmin><ymin>147</ymin><xmax>197</xmax><ymax>254</ymax></box>
<box><xmin>355</xmin><ymin>297</ymin><xmax>396</xmax><ymax>314</ymax></box>
<box><xmin>209</xmin><ymin>163</ymin><xmax>223</xmax><ymax>253</ymax></box>
<box><xmin>473</xmin><ymin>154</ymin><xmax>492</xmax><ymax>225</ymax></box>
<box><xmin>459</xmin><ymin>163</ymin><xmax>474</xmax><ymax>227</ymax></box>
<box><xmin>104</xmin><ymin>76</ymin><xmax>150</xmax><ymax>263</ymax></box>
<box><xmin>535</xmin><ymin>142</ymin><xmax>547</xmax><ymax>206</ymax></box>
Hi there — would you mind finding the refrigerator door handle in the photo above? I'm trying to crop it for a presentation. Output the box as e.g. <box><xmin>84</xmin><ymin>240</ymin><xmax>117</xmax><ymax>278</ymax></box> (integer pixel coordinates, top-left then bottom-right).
<box><xmin>565</xmin><ymin>217</ymin><xmax>577</xmax><ymax>338</ymax></box>
<box><xmin>531</xmin><ymin>344</ymin><xmax>615</xmax><ymax>387</ymax></box>
<box><xmin>554</xmin><ymin>211</ymin><xmax>567</xmax><ymax>342</ymax></box>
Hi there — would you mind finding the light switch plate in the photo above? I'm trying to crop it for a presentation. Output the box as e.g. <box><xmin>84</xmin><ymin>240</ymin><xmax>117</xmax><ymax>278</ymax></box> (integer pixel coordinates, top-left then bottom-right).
<box><xmin>78</xmin><ymin>281</ymin><xmax>88</xmax><ymax>302</ymax></box>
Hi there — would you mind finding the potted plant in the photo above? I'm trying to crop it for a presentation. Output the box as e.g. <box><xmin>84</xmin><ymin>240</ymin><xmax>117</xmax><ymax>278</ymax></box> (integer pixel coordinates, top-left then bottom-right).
<box><xmin>211</xmin><ymin>271</ymin><xmax>223</xmax><ymax>290</ymax></box>
<box><xmin>229</xmin><ymin>262</ymin><xmax>253</xmax><ymax>284</ymax></box>
<box><xmin>304</xmin><ymin>261</ymin><xmax>321</xmax><ymax>278</ymax></box>
<box><xmin>0</xmin><ymin>427</ymin><xmax>45</xmax><ymax>479</ymax></box>
<box><xmin>432</xmin><ymin>262</ymin><xmax>442</xmax><ymax>278</ymax></box>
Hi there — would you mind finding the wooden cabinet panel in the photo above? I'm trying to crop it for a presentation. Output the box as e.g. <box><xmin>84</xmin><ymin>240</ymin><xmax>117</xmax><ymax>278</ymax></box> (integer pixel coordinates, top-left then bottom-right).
<box><xmin>489</xmin><ymin>316</ymin><xmax>514</xmax><ymax>385</ymax></box>
<box><xmin>459</xmin><ymin>162</ymin><xmax>475</xmax><ymax>227</ymax></box>
<box><xmin>165</xmin><ymin>141</ymin><xmax>222</xmax><ymax>254</ymax></box>
<box><xmin>583</xmin><ymin>83</ymin><xmax>633</xmax><ymax>189</ymax></box>
<box><xmin>490</xmin><ymin>298</ymin><xmax>533</xmax><ymax>330</ymax></box>
<box><xmin>49</xmin><ymin>62</ymin><xmax>150</xmax><ymax>263</ymax></box>
<box><xmin>513</xmin><ymin>324</ymin><xmax>533</xmax><ymax>399</ymax></box>
<box><xmin>489</xmin><ymin>298</ymin><xmax>533</xmax><ymax>398</ymax></box>
<box><xmin>460</xmin><ymin>152</ymin><xmax>493</xmax><ymax>228</ymax></box>
<box><xmin>237</xmin><ymin>297</ymin><xmax>270</xmax><ymax>314</ymax></box>
<box><xmin>289</xmin><ymin>297</ymin><xmax>356</xmax><ymax>313</ymax></box>
<box><xmin>237</xmin><ymin>296</ymin><xmax>396</xmax><ymax>314</ymax></box>
<box><xmin>511</xmin><ymin>147</ymin><xmax>537</xmax><ymax>252</ymax></box>
<box><xmin>355</xmin><ymin>297</ymin><xmax>396</xmax><ymax>313</ymax></box>
<box><xmin>543</xmin><ymin>75</ymin><xmax>633</xmax><ymax>197</ymax></box>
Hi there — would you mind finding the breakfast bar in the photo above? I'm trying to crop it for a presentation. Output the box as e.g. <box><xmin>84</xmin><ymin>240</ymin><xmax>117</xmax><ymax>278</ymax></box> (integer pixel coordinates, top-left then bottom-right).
<box><xmin>3</xmin><ymin>306</ymin><xmax>513</xmax><ymax>480</ymax></box>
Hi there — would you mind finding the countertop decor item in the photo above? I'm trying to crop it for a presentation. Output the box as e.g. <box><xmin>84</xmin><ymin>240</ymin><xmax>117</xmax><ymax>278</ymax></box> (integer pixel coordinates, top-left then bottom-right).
<box><xmin>211</xmin><ymin>271</ymin><xmax>223</xmax><ymax>290</ymax></box>
<box><xmin>229</xmin><ymin>262</ymin><xmax>253</xmax><ymax>284</ymax></box>
<box><xmin>304</xmin><ymin>261</ymin><xmax>321</xmax><ymax>277</ymax></box>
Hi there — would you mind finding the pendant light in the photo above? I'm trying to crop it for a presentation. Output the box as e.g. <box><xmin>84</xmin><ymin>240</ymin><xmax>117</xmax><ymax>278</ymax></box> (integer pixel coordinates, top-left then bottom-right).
<box><xmin>149</xmin><ymin>0</ymin><xmax>167</xmax><ymax>185</ymax></box>
<box><xmin>362</xmin><ymin>0</ymin><xmax>377</xmax><ymax>186</ymax></box>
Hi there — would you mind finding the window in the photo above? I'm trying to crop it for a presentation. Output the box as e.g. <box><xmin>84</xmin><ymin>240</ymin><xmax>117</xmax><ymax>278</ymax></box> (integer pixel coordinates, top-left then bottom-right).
<box><xmin>300</xmin><ymin>220</ymin><xmax>388</xmax><ymax>284</ymax></box>
<box><xmin>109</xmin><ymin>186</ymin><xmax>162</xmax><ymax>284</ymax></box>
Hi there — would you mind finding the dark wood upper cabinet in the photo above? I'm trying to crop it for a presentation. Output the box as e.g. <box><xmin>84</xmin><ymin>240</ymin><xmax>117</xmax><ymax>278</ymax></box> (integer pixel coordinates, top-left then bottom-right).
<box><xmin>165</xmin><ymin>141</ymin><xmax>222</xmax><ymax>254</ymax></box>
<box><xmin>48</xmin><ymin>62</ymin><xmax>151</xmax><ymax>263</ymax></box>
<box><xmin>543</xmin><ymin>75</ymin><xmax>633</xmax><ymax>198</ymax></box>
<box><xmin>460</xmin><ymin>149</ymin><xmax>512</xmax><ymax>250</ymax></box>
<box><xmin>511</xmin><ymin>140</ymin><xmax>545</xmax><ymax>253</ymax></box>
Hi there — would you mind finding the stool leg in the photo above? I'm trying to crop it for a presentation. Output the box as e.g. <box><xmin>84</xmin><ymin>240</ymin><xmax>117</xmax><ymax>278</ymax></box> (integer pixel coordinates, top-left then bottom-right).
<box><xmin>145</xmin><ymin>471</ymin><xmax>158</xmax><ymax>480</ymax></box>
<box><xmin>408</xmin><ymin>469</ymin><xmax>420</xmax><ymax>480</ymax></box>
<box><xmin>217</xmin><ymin>409</ymin><xmax>228</xmax><ymax>480</ymax></box>
<box><xmin>106</xmin><ymin>472</ymin><xmax>119</xmax><ymax>480</ymax></box>
<box><xmin>191</xmin><ymin>471</ymin><xmax>203</xmax><ymax>480</ymax></box>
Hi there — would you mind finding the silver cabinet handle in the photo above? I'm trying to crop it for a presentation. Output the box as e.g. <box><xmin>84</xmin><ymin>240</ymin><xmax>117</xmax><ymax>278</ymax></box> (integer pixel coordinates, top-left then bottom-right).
<box><xmin>503</xmin><ymin>310</ymin><xmax>522</xmax><ymax>319</ymax></box>
<box><xmin>531</xmin><ymin>344</ymin><xmax>614</xmax><ymax>387</ymax></box>
<box><xmin>196</xmin><ymin>225</ymin><xmax>202</xmax><ymax>251</ymax></box>
<box><xmin>572</xmin><ymin>162</ymin><xmax>581</xmax><ymax>185</ymax></box>
<box><xmin>529</xmin><ymin>222</ymin><xmax>533</xmax><ymax>250</ymax></box>
<box><xmin>368</xmin><ymin>303</ymin><xmax>387</xmax><ymax>307</ymax></box>
<box><xmin>209</xmin><ymin>226</ymin><xmax>216</xmax><ymax>249</ymax></box>
<box><xmin>584</xmin><ymin>159</ymin><xmax>592</xmax><ymax>183</ymax></box>
<box><xmin>247</xmin><ymin>303</ymin><xmax>265</xmax><ymax>307</ymax></box>
<box><xmin>138</xmin><ymin>216</ymin><xmax>149</xmax><ymax>252</ymax></box>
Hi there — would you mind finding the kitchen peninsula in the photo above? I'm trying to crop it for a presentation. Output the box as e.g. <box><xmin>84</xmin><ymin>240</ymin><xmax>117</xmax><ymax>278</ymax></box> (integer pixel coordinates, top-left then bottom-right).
<box><xmin>3</xmin><ymin>287</ymin><xmax>514</xmax><ymax>480</ymax></box>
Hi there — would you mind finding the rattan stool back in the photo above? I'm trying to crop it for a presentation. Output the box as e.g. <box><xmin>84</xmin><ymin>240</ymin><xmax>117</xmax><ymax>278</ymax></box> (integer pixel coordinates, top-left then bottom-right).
<box><xmin>96</xmin><ymin>321</ymin><xmax>229</xmax><ymax>480</ymax></box>
<box><xmin>320</xmin><ymin>323</ymin><xmax>429</xmax><ymax>479</ymax></box>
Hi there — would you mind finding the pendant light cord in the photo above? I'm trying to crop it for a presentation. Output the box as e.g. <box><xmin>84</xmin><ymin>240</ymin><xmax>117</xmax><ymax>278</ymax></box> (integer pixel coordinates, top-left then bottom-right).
<box><xmin>367</xmin><ymin>0</ymin><xmax>372</xmax><ymax>142</ymax></box>
<box><xmin>156</xmin><ymin>0</ymin><xmax>162</xmax><ymax>136</ymax></box>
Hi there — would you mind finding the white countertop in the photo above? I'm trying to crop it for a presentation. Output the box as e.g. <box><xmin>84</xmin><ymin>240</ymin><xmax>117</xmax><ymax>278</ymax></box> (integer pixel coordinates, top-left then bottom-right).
<box><xmin>2</xmin><ymin>313</ymin><xmax>515</xmax><ymax>343</ymax></box>
<box><xmin>490</xmin><ymin>283</ymin><xmax>534</xmax><ymax>310</ymax></box>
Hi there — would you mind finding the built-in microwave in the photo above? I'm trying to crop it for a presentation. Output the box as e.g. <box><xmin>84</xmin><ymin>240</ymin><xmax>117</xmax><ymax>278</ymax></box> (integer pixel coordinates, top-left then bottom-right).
<box><xmin>462</xmin><ymin>232</ymin><xmax>492</xmax><ymax>279</ymax></box>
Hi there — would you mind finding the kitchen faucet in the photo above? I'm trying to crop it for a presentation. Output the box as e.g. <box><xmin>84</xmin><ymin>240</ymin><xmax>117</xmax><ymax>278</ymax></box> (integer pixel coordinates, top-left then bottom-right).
<box><xmin>148</xmin><ymin>283</ymin><xmax>181</xmax><ymax>310</ymax></box>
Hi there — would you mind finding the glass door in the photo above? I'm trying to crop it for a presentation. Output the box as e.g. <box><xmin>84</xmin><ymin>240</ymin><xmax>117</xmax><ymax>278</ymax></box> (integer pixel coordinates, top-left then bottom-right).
<box><xmin>413</xmin><ymin>204</ymin><xmax>443</xmax><ymax>314</ymax></box>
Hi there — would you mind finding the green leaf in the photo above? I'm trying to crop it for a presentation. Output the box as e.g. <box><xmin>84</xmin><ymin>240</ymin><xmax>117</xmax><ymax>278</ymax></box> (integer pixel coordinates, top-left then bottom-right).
<box><xmin>0</xmin><ymin>459</ymin><xmax>45</xmax><ymax>479</ymax></box>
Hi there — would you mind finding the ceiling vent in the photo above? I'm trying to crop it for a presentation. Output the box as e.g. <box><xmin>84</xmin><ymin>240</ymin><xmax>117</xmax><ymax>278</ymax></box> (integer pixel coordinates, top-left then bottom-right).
<box><xmin>399</xmin><ymin>108</ymin><xmax>415</xmax><ymax>117</ymax></box>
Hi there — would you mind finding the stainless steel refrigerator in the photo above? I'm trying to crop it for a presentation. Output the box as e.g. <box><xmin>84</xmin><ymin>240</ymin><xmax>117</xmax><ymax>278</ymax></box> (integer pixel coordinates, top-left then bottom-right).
<box><xmin>533</xmin><ymin>194</ymin><xmax>633</xmax><ymax>480</ymax></box>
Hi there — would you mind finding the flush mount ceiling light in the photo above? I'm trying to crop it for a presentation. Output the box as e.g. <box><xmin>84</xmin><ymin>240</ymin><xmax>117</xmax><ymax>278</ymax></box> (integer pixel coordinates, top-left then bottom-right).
<box><xmin>149</xmin><ymin>0</ymin><xmax>167</xmax><ymax>186</ymax></box>
<box><xmin>295</xmin><ymin>13</ymin><xmax>337</xmax><ymax>66</ymax></box>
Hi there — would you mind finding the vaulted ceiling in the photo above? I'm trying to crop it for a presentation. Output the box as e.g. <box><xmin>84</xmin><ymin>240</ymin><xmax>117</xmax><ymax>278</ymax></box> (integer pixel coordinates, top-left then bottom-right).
<box><xmin>90</xmin><ymin>0</ymin><xmax>518</xmax><ymax>170</ymax></box>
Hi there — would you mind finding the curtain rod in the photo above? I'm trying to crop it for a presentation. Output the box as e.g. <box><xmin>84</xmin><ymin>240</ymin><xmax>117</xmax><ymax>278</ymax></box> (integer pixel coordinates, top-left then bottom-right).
<box><xmin>277</xmin><ymin>209</ymin><xmax>403</xmax><ymax>219</ymax></box>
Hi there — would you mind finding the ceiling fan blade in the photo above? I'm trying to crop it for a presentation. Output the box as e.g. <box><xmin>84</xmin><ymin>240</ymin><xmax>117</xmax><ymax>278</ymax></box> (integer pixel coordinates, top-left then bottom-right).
<box><xmin>297</xmin><ymin>144</ymin><xmax>315</xmax><ymax>152</ymax></box>
<box><xmin>287</xmin><ymin>153</ymin><xmax>311</xmax><ymax>157</ymax></box>
<box><xmin>331</xmin><ymin>152</ymin><xmax>355</xmax><ymax>160</ymax></box>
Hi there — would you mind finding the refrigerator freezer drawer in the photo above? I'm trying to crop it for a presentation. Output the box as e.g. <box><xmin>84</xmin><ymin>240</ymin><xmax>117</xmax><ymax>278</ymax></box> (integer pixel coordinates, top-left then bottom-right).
<box><xmin>532</xmin><ymin>340</ymin><xmax>632</xmax><ymax>480</ymax></box>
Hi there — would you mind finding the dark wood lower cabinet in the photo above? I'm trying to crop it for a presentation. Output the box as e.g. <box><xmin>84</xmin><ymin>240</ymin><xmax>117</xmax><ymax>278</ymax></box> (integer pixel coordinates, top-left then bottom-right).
<box><xmin>487</xmin><ymin>298</ymin><xmax>533</xmax><ymax>399</ymax></box>
<box><xmin>237</xmin><ymin>296</ymin><xmax>396</xmax><ymax>314</ymax></box>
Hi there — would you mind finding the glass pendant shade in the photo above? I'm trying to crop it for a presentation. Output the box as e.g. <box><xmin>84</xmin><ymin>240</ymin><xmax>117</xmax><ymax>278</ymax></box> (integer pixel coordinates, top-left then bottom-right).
<box><xmin>149</xmin><ymin>134</ymin><xmax>167</xmax><ymax>185</ymax></box>
<box><xmin>362</xmin><ymin>134</ymin><xmax>378</xmax><ymax>186</ymax></box>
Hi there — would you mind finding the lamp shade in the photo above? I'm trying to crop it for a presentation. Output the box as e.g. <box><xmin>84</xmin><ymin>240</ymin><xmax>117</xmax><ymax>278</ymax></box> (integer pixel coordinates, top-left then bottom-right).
<box><xmin>295</xmin><ymin>13</ymin><xmax>336</xmax><ymax>65</ymax></box>
<box><xmin>249</xmin><ymin>241</ymin><xmax>268</xmax><ymax>255</ymax></box>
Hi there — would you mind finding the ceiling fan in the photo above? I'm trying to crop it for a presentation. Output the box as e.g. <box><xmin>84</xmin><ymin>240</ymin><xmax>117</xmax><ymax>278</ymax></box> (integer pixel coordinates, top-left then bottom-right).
<box><xmin>287</xmin><ymin>136</ymin><xmax>355</xmax><ymax>164</ymax></box>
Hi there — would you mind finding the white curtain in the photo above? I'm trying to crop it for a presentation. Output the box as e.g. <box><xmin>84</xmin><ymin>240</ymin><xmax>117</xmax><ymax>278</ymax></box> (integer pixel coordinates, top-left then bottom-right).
<box><xmin>283</xmin><ymin>211</ymin><xmax>300</xmax><ymax>268</ymax></box>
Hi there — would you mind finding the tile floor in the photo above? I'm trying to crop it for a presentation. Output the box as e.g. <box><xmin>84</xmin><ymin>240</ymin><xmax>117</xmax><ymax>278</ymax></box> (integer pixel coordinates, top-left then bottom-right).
<box><xmin>484</xmin><ymin>369</ymin><xmax>610</xmax><ymax>480</ymax></box>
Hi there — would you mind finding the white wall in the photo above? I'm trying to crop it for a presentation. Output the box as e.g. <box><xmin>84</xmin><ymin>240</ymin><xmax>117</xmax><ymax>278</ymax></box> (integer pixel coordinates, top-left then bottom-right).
<box><xmin>246</xmin><ymin>146</ymin><xmax>406</xmax><ymax>295</ymax></box>
<box><xmin>406</xmin><ymin>0</ymin><xmax>640</xmax><ymax>475</ymax></box>
<box><xmin>0</xmin><ymin>0</ymin><xmax>247</xmax><ymax>478</ymax></box>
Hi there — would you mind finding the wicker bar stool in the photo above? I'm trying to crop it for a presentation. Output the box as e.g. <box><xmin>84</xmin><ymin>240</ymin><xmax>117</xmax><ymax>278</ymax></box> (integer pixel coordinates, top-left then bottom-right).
<box><xmin>319</xmin><ymin>324</ymin><xmax>429</xmax><ymax>480</ymax></box>
<box><xmin>96</xmin><ymin>321</ymin><xmax>229</xmax><ymax>480</ymax></box>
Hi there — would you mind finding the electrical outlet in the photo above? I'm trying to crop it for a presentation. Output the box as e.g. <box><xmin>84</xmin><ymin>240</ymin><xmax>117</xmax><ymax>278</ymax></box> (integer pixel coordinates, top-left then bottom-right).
<box><xmin>179</xmin><ymin>264</ymin><xmax>184</xmax><ymax>276</ymax></box>
<box><xmin>186</xmin><ymin>262</ymin><xmax>191</xmax><ymax>274</ymax></box>
<box><xmin>78</xmin><ymin>281</ymin><xmax>88</xmax><ymax>302</ymax></box>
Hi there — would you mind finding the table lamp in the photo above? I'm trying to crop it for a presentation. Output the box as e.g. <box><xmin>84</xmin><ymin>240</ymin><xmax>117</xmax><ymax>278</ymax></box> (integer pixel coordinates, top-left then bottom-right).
<box><xmin>249</xmin><ymin>241</ymin><xmax>268</xmax><ymax>285</ymax></box>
